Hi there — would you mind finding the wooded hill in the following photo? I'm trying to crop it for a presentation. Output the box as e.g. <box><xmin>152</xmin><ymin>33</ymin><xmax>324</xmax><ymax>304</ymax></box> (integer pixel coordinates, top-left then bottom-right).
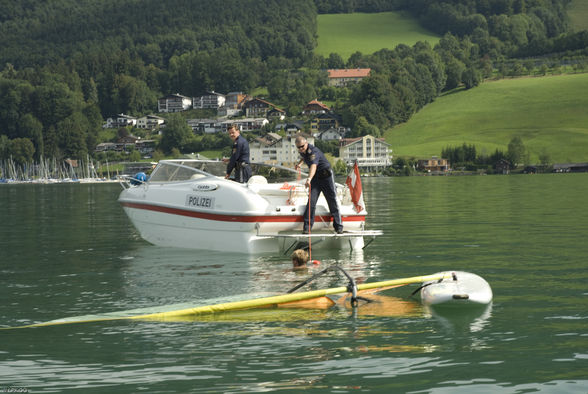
<box><xmin>0</xmin><ymin>0</ymin><xmax>586</xmax><ymax>165</ymax></box>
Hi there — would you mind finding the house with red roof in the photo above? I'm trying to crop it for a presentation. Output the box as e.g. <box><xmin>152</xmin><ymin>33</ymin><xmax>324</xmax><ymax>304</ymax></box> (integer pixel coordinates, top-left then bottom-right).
<box><xmin>327</xmin><ymin>68</ymin><xmax>371</xmax><ymax>87</ymax></box>
<box><xmin>302</xmin><ymin>99</ymin><xmax>330</xmax><ymax>115</ymax></box>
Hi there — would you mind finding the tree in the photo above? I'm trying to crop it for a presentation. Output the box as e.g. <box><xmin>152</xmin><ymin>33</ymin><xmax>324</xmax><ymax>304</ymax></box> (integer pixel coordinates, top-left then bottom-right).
<box><xmin>333</xmin><ymin>158</ymin><xmax>348</xmax><ymax>175</ymax></box>
<box><xmin>128</xmin><ymin>149</ymin><xmax>141</xmax><ymax>162</ymax></box>
<box><xmin>57</xmin><ymin>112</ymin><xmax>89</xmax><ymax>159</ymax></box>
<box><xmin>327</xmin><ymin>53</ymin><xmax>345</xmax><ymax>69</ymax></box>
<box><xmin>113</xmin><ymin>74</ymin><xmax>157</xmax><ymax>115</ymax></box>
<box><xmin>0</xmin><ymin>135</ymin><xmax>9</xmax><ymax>159</ymax></box>
<box><xmin>539</xmin><ymin>149</ymin><xmax>552</xmax><ymax>168</ymax></box>
<box><xmin>117</xmin><ymin>128</ymin><xmax>130</xmax><ymax>140</ymax></box>
<box><xmin>159</xmin><ymin>113</ymin><xmax>192</xmax><ymax>154</ymax></box>
<box><xmin>19</xmin><ymin>113</ymin><xmax>44</xmax><ymax>159</ymax></box>
<box><xmin>444</xmin><ymin>58</ymin><xmax>466</xmax><ymax>90</ymax></box>
<box><xmin>507</xmin><ymin>136</ymin><xmax>525</xmax><ymax>168</ymax></box>
<box><xmin>9</xmin><ymin>137</ymin><xmax>35</xmax><ymax>165</ymax></box>
<box><xmin>33</xmin><ymin>80</ymin><xmax>82</xmax><ymax>129</ymax></box>
<box><xmin>462</xmin><ymin>65</ymin><xmax>481</xmax><ymax>89</ymax></box>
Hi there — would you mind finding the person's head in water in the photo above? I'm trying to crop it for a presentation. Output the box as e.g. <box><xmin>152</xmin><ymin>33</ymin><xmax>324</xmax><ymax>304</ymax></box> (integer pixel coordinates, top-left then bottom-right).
<box><xmin>291</xmin><ymin>249</ymin><xmax>309</xmax><ymax>269</ymax></box>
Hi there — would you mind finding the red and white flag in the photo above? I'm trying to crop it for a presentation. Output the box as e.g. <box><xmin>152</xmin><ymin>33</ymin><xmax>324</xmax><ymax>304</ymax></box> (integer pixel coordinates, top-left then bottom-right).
<box><xmin>345</xmin><ymin>161</ymin><xmax>364</xmax><ymax>213</ymax></box>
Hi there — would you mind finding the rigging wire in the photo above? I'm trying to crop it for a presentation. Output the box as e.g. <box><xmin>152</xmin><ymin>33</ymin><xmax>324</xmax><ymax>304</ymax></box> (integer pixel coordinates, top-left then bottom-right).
<box><xmin>287</xmin><ymin>265</ymin><xmax>372</xmax><ymax>307</ymax></box>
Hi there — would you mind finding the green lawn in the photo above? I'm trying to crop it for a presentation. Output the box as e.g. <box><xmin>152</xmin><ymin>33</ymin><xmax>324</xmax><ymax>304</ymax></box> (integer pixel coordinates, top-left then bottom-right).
<box><xmin>568</xmin><ymin>0</ymin><xmax>588</xmax><ymax>31</ymax></box>
<box><xmin>385</xmin><ymin>73</ymin><xmax>588</xmax><ymax>164</ymax></box>
<box><xmin>316</xmin><ymin>12</ymin><xmax>440</xmax><ymax>60</ymax></box>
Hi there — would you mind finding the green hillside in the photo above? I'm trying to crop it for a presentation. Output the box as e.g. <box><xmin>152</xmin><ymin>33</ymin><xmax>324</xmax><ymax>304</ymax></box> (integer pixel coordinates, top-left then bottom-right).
<box><xmin>568</xmin><ymin>0</ymin><xmax>588</xmax><ymax>31</ymax></box>
<box><xmin>385</xmin><ymin>73</ymin><xmax>588</xmax><ymax>164</ymax></box>
<box><xmin>316</xmin><ymin>12</ymin><xmax>440</xmax><ymax>60</ymax></box>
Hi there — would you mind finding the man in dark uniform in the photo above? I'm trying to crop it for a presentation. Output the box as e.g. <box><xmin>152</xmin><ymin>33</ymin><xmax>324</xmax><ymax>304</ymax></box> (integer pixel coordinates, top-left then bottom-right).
<box><xmin>294</xmin><ymin>135</ymin><xmax>343</xmax><ymax>234</ymax></box>
<box><xmin>225</xmin><ymin>125</ymin><xmax>251</xmax><ymax>183</ymax></box>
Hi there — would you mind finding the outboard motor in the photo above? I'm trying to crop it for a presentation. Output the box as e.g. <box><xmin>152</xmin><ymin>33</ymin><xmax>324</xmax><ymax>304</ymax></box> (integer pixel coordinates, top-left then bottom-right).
<box><xmin>130</xmin><ymin>172</ymin><xmax>148</xmax><ymax>185</ymax></box>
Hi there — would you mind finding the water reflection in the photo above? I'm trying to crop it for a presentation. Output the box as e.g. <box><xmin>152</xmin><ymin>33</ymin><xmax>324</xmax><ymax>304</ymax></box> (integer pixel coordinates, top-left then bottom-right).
<box><xmin>423</xmin><ymin>303</ymin><xmax>494</xmax><ymax>352</ymax></box>
<box><xmin>118</xmin><ymin>244</ymin><xmax>379</xmax><ymax>308</ymax></box>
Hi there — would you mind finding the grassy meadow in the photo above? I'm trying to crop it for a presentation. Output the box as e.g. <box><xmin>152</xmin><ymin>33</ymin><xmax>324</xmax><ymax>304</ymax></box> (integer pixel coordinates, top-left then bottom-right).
<box><xmin>568</xmin><ymin>0</ymin><xmax>588</xmax><ymax>31</ymax></box>
<box><xmin>316</xmin><ymin>12</ymin><xmax>440</xmax><ymax>60</ymax></box>
<box><xmin>385</xmin><ymin>73</ymin><xmax>588</xmax><ymax>163</ymax></box>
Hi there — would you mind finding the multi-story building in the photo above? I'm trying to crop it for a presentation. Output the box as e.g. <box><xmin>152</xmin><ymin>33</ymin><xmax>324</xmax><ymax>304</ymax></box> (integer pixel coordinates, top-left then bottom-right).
<box><xmin>136</xmin><ymin>115</ymin><xmax>165</xmax><ymax>130</ymax></box>
<box><xmin>241</xmin><ymin>97</ymin><xmax>284</xmax><ymax>118</ymax></box>
<box><xmin>188</xmin><ymin>118</ymin><xmax>269</xmax><ymax>134</ymax></box>
<box><xmin>417</xmin><ymin>156</ymin><xmax>450</xmax><ymax>172</ymax></box>
<box><xmin>232</xmin><ymin>118</ymin><xmax>269</xmax><ymax>132</ymax></box>
<box><xmin>158</xmin><ymin>93</ymin><xmax>192</xmax><ymax>113</ymax></box>
<box><xmin>327</xmin><ymin>68</ymin><xmax>371</xmax><ymax>87</ymax></box>
<box><xmin>302</xmin><ymin>99</ymin><xmax>330</xmax><ymax>115</ymax></box>
<box><xmin>193</xmin><ymin>91</ymin><xmax>226</xmax><ymax>109</ymax></box>
<box><xmin>224</xmin><ymin>92</ymin><xmax>248</xmax><ymax>109</ymax></box>
<box><xmin>339</xmin><ymin>135</ymin><xmax>392</xmax><ymax>169</ymax></box>
<box><xmin>187</xmin><ymin>118</ymin><xmax>221</xmax><ymax>134</ymax></box>
<box><xmin>315</xmin><ymin>127</ymin><xmax>348</xmax><ymax>141</ymax></box>
<box><xmin>250</xmin><ymin>133</ymin><xmax>314</xmax><ymax>165</ymax></box>
<box><xmin>310</xmin><ymin>113</ymin><xmax>341</xmax><ymax>133</ymax></box>
<box><xmin>104</xmin><ymin>113</ymin><xmax>137</xmax><ymax>128</ymax></box>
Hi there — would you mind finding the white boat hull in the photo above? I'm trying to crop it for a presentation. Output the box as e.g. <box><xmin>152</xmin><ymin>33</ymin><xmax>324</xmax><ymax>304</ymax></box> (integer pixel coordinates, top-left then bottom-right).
<box><xmin>420</xmin><ymin>271</ymin><xmax>493</xmax><ymax>306</ymax></box>
<box><xmin>119</xmin><ymin>160</ymin><xmax>373</xmax><ymax>253</ymax></box>
<box><xmin>121</xmin><ymin>206</ymin><xmax>368</xmax><ymax>253</ymax></box>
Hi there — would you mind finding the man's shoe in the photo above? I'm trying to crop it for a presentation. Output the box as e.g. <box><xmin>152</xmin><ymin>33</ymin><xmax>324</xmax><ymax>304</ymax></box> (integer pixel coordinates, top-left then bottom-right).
<box><xmin>336</xmin><ymin>228</ymin><xmax>344</xmax><ymax>234</ymax></box>
<box><xmin>302</xmin><ymin>229</ymin><xmax>309</xmax><ymax>234</ymax></box>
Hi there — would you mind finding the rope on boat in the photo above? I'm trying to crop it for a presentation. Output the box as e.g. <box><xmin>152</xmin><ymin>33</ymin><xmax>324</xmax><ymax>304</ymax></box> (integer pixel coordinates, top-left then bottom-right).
<box><xmin>307</xmin><ymin>181</ymin><xmax>312</xmax><ymax>262</ymax></box>
<box><xmin>410</xmin><ymin>272</ymin><xmax>457</xmax><ymax>297</ymax></box>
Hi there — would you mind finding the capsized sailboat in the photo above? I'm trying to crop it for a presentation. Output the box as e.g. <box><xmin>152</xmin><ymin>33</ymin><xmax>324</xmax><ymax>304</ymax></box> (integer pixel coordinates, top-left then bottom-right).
<box><xmin>2</xmin><ymin>270</ymin><xmax>492</xmax><ymax>329</ymax></box>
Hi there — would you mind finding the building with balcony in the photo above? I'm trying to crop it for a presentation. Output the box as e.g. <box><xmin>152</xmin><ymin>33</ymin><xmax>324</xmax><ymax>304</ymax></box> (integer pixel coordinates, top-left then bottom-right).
<box><xmin>250</xmin><ymin>133</ymin><xmax>314</xmax><ymax>165</ymax></box>
<box><xmin>158</xmin><ymin>93</ymin><xmax>192</xmax><ymax>113</ymax></box>
<box><xmin>339</xmin><ymin>135</ymin><xmax>392</xmax><ymax>169</ymax></box>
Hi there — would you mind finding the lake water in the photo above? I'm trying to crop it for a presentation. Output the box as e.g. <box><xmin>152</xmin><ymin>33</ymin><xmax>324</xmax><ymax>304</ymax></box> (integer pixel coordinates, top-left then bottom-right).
<box><xmin>1</xmin><ymin>175</ymin><xmax>587</xmax><ymax>393</ymax></box>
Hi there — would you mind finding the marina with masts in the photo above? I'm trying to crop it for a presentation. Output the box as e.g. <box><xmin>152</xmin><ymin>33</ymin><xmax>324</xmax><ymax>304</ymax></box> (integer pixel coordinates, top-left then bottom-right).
<box><xmin>0</xmin><ymin>156</ymin><xmax>120</xmax><ymax>184</ymax></box>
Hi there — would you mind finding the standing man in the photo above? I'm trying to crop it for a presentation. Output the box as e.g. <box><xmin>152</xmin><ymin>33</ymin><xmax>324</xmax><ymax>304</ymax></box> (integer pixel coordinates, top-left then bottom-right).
<box><xmin>294</xmin><ymin>135</ymin><xmax>343</xmax><ymax>234</ymax></box>
<box><xmin>225</xmin><ymin>124</ymin><xmax>251</xmax><ymax>183</ymax></box>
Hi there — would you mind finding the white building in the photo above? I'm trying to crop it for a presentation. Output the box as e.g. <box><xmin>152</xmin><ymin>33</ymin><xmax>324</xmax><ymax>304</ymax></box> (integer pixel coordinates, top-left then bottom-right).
<box><xmin>193</xmin><ymin>91</ymin><xmax>226</xmax><ymax>109</ymax></box>
<box><xmin>187</xmin><ymin>118</ymin><xmax>269</xmax><ymax>134</ymax></box>
<box><xmin>104</xmin><ymin>113</ymin><xmax>137</xmax><ymax>128</ymax></box>
<box><xmin>217</xmin><ymin>106</ymin><xmax>241</xmax><ymax>117</ymax></box>
<box><xmin>136</xmin><ymin>115</ymin><xmax>165</xmax><ymax>130</ymax></box>
<box><xmin>315</xmin><ymin>127</ymin><xmax>348</xmax><ymax>141</ymax></box>
<box><xmin>250</xmin><ymin>133</ymin><xmax>314</xmax><ymax>165</ymax></box>
<box><xmin>187</xmin><ymin>118</ymin><xmax>222</xmax><ymax>134</ymax></box>
<box><xmin>158</xmin><ymin>93</ymin><xmax>192</xmax><ymax>113</ymax></box>
<box><xmin>232</xmin><ymin>118</ymin><xmax>269</xmax><ymax>132</ymax></box>
<box><xmin>339</xmin><ymin>135</ymin><xmax>392</xmax><ymax>168</ymax></box>
<box><xmin>327</xmin><ymin>68</ymin><xmax>371</xmax><ymax>87</ymax></box>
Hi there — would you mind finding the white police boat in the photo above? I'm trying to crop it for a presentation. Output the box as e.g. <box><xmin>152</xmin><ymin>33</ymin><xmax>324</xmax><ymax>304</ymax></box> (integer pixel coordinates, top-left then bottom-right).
<box><xmin>118</xmin><ymin>159</ymin><xmax>381</xmax><ymax>253</ymax></box>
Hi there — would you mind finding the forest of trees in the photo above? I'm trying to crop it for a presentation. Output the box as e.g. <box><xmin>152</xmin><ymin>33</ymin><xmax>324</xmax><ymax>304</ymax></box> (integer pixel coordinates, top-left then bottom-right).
<box><xmin>0</xmin><ymin>0</ymin><xmax>586</xmax><ymax>165</ymax></box>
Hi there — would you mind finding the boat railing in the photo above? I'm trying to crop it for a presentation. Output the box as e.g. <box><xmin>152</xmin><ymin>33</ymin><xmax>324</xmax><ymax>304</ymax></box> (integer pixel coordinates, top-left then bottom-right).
<box><xmin>121</xmin><ymin>159</ymin><xmax>325</xmax><ymax>189</ymax></box>
<box><xmin>148</xmin><ymin>160</ymin><xmax>309</xmax><ymax>183</ymax></box>
<box><xmin>118</xmin><ymin>174</ymin><xmax>148</xmax><ymax>190</ymax></box>
<box><xmin>149</xmin><ymin>160</ymin><xmax>221</xmax><ymax>183</ymax></box>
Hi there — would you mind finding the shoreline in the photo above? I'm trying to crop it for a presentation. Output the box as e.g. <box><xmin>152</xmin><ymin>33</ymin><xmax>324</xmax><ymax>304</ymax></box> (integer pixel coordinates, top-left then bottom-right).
<box><xmin>0</xmin><ymin>178</ymin><xmax>121</xmax><ymax>185</ymax></box>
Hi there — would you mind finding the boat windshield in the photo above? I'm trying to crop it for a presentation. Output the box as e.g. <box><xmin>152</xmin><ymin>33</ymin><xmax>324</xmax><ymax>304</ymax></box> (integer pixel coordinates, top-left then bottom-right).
<box><xmin>148</xmin><ymin>160</ymin><xmax>305</xmax><ymax>183</ymax></box>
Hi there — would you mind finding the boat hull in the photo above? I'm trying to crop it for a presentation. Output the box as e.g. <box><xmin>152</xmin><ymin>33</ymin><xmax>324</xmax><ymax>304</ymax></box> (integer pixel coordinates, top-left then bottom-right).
<box><xmin>420</xmin><ymin>271</ymin><xmax>493</xmax><ymax>306</ymax></box>
<box><xmin>121</xmin><ymin>202</ymin><xmax>365</xmax><ymax>253</ymax></box>
<box><xmin>119</xmin><ymin>170</ymin><xmax>367</xmax><ymax>253</ymax></box>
